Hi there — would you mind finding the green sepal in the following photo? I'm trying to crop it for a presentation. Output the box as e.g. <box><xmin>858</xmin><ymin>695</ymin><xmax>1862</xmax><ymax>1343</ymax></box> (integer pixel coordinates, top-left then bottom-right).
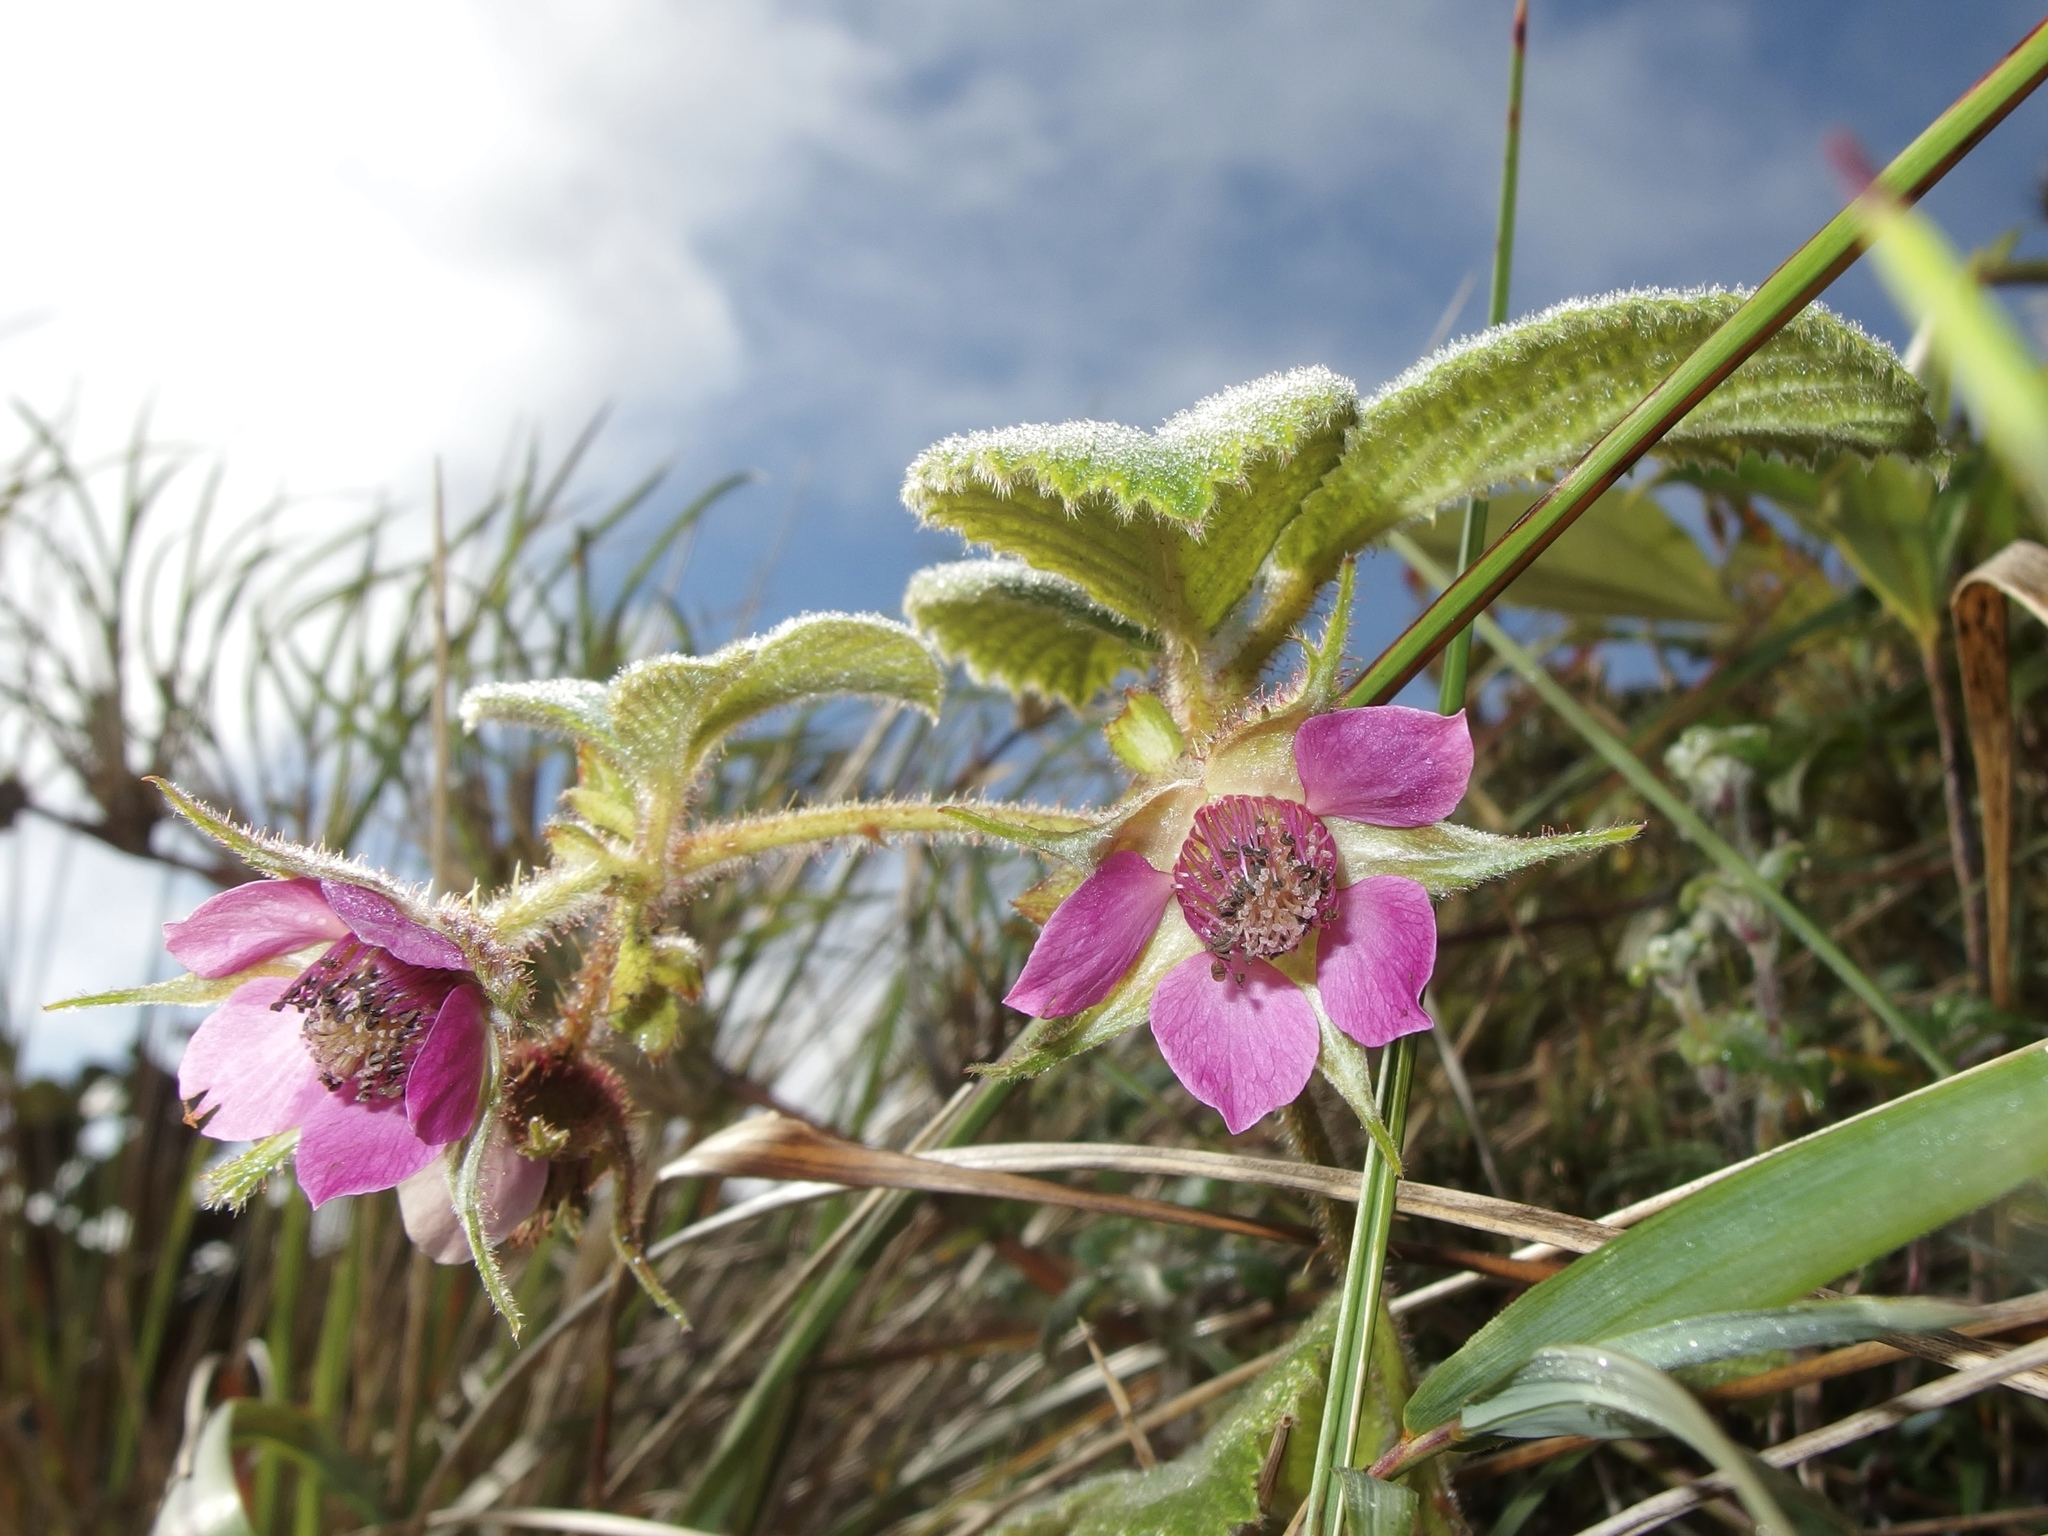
<box><xmin>51</xmin><ymin>970</ymin><xmax>263</xmax><ymax>1011</ymax></box>
<box><xmin>1327</xmin><ymin>820</ymin><xmax>1639</xmax><ymax>894</ymax></box>
<box><xmin>939</xmin><ymin>802</ymin><xmax>1123</xmax><ymax>865</ymax></box>
<box><xmin>905</xmin><ymin>559</ymin><xmax>1156</xmax><ymax>705</ymax></box>
<box><xmin>1103</xmin><ymin>692</ymin><xmax>1185</xmax><ymax>774</ymax></box>
<box><xmin>1315</xmin><ymin>1016</ymin><xmax>1403</xmax><ymax>1172</ymax></box>
<box><xmin>1299</xmin><ymin>557</ymin><xmax>1357</xmax><ymax>711</ymax></box>
<box><xmin>453</xmin><ymin>1114</ymin><xmax>521</xmax><ymax>1337</ymax></box>
<box><xmin>198</xmin><ymin>1133</ymin><xmax>299</xmax><ymax>1211</ymax></box>
<box><xmin>905</xmin><ymin>367</ymin><xmax>1357</xmax><ymax>641</ymax></box>
<box><xmin>976</xmin><ymin>922</ymin><xmax>1199</xmax><ymax>1079</ymax></box>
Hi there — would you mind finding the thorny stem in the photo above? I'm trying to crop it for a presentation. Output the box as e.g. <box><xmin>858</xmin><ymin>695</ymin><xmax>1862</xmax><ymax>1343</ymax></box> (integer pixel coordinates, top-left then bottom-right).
<box><xmin>1306</xmin><ymin>7</ymin><xmax>1526</xmax><ymax>1531</ymax></box>
<box><xmin>666</xmin><ymin>800</ymin><xmax>1007</xmax><ymax>882</ymax></box>
<box><xmin>1922</xmin><ymin>636</ymin><xmax>1988</xmax><ymax>990</ymax></box>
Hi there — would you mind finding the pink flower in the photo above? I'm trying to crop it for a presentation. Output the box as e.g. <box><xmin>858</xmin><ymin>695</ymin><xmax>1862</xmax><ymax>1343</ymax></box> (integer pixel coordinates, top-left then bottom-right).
<box><xmin>398</xmin><ymin>1125</ymin><xmax>549</xmax><ymax>1263</ymax></box>
<box><xmin>169</xmin><ymin>878</ymin><xmax>489</xmax><ymax>1205</ymax></box>
<box><xmin>1005</xmin><ymin>705</ymin><xmax>1471</xmax><ymax>1135</ymax></box>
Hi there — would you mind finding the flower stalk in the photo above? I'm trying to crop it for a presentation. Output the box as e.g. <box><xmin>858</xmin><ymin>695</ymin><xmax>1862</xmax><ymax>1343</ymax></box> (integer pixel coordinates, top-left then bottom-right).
<box><xmin>1306</xmin><ymin>6</ymin><xmax>1526</xmax><ymax>1529</ymax></box>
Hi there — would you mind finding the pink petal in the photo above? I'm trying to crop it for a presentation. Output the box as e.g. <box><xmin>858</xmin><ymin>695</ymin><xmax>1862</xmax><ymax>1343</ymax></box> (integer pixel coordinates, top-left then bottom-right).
<box><xmin>164</xmin><ymin>879</ymin><xmax>347</xmax><ymax>978</ymax></box>
<box><xmin>320</xmin><ymin>880</ymin><xmax>468</xmax><ymax>970</ymax></box>
<box><xmin>1316</xmin><ymin>876</ymin><xmax>1437</xmax><ymax>1048</ymax></box>
<box><xmin>1004</xmin><ymin>852</ymin><xmax>1173</xmax><ymax>1018</ymax></box>
<box><xmin>176</xmin><ymin>978</ymin><xmax>327</xmax><ymax>1140</ymax></box>
<box><xmin>404</xmin><ymin>986</ymin><xmax>486</xmax><ymax>1146</ymax></box>
<box><xmin>1150</xmin><ymin>953</ymin><xmax>1319</xmax><ymax>1135</ymax></box>
<box><xmin>397</xmin><ymin>1130</ymin><xmax>547</xmax><ymax>1265</ymax></box>
<box><xmin>1295</xmin><ymin>707</ymin><xmax>1473</xmax><ymax>827</ymax></box>
<box><xmin>293</xmin><ymin>1091</ymin><xmax>439</xmax><ymax>1206</ymax></box>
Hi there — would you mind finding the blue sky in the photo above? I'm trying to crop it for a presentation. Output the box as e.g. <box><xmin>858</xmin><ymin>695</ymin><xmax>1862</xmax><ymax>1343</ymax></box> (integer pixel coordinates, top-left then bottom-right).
<box><xmin>5</xmin><ymin>1</ymin><xmax>2047</xmax><ymax>1073</ymax></box>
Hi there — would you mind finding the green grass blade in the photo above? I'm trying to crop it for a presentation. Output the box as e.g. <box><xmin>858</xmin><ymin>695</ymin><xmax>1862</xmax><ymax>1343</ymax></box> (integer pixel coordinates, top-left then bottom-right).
<box><xmin>1405</xmin><ymin>1039</ymin><xmax>2048</xmax><ymax>1431</ymax></box>
<box><xmin>1346</xmin><ymin>17</ymin><xmax>2048</xmax><ymax>707</ymax></box>
<box><xmin>1391</xmin><ymin>531</ymin><xmax>1948</xmax><ymax>1074</ymax></box>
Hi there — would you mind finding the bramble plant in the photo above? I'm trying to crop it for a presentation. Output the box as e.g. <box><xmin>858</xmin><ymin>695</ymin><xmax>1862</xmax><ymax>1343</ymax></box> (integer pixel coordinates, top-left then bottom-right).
<box><xmin>20</xmin><ymin>12</ymin><xmax>2048</xmax><ymax>1536</ymax></box>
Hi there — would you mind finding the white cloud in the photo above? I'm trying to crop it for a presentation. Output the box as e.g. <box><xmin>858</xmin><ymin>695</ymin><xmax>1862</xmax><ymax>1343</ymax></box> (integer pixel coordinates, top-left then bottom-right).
<box><xmin>0</xmin><ymin>1</ymin><xmax>873</xmax><ymax>502</ymax></box>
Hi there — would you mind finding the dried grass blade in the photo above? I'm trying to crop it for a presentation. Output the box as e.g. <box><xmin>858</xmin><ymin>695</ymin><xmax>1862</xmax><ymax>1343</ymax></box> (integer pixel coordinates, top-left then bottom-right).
<box><xmin>1951</xmin><ymin>539</ymin><xmax>2048</xmax><ymax>1009</ymax></box>
<box><xmin>663</xmin><ymin>1119</ymin><xmax>1621</xmax><ymax>1253</ymax></box>
<box><xmin>662</xmin><ymin>1115</ymin><xmax>1316</xmax><ymax>1245</ymax></box>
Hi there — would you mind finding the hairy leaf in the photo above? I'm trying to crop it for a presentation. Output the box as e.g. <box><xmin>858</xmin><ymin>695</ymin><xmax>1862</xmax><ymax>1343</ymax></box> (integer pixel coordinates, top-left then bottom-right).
<box><xmin>691</xmin><ymin>611</ymin><xmax>945</xmax><ymax>748</ymax></box>
<box><xmin>1406</xmin><ymin>486</ymin><xmax>1735</xmax><ymax>625</ymax></box>
<box><xmin>198</xmin><ymin>1134</ymin><xmax>299</xmax><ymax>1211</ymax></box>
<box><xmin>1265</xmin><ymin>290</ymin><xmax>1936</xmax><ymax>634</ymax></box>
<box><xmin>1327</xmin><ymin>820</ymin><xmax>1639</xmax><ymax>894</ymax></box>
<box><xmin>905</xmin><ymin>367</ymin><xmax>1357</xmax><ymax>639</ymax></box>
<box><xmin>1406</xmin><ymin>1041</ymin><xmax>2048</xmax><ymax>1431</ymax></box>
<box><xmin>459</xmin><ymin>677</ymin><xmax>621</xmax><ymax>757</ymax></box>
<box><xmin>904</xmin><ymin>559</ymin><xmax>1156</xmax><ymax>705</ymax></box>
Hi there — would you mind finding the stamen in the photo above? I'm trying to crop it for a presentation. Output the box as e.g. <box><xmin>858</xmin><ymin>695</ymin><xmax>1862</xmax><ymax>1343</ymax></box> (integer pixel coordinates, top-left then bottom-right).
<box><xmin>1172</xmin><ymin>795</ymin><xmax>1339</xmax><ymax>983</ymax></box>
<box><xmin>276</xmin><ymin>936</ymin><xmax>457</xmax><ymax>1102</ymax></box>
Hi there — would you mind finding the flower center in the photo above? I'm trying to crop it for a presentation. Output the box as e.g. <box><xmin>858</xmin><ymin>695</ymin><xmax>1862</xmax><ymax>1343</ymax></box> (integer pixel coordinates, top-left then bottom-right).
<box><xmin>1172</xmin><ymin>794</ymin><xmax>1338</xmax><ymax>982</ymax></box>
<box><xmin>275</xmin><ymin>936</ymin><xmax>459</xmax><ymax>1102</ymax></box>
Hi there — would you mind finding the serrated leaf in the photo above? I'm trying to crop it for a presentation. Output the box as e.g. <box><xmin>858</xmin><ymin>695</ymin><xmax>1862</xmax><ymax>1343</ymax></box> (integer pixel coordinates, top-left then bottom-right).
<box><xmin>1461</xmin><ymin>1346</ymin><xmax>1791</xmax><ymax>1535</ymax></box>
<box><xmin>906</xmin><ymin>367</ymin><xmax>1357</xmax><ymax>640</ymax></box>
<box><xmin>1327</xmin><ymin>820</ymin><xmax>1639</xmax><ymax>894</ymax></box>
<box><xmin>1406</xmin><ymin>1040</ymin><xmax>2048</xmax><ymax>1432</ymax></box>
<box><xmin>1267</xmin><ymin>290</ymin><xmax>1936</xmax><ymax>627</ymax></box>
<box><xmin>1599</xmin><ymin>1296</ymin><xmax>1973</xmax><ymax>1373</ymax></box>
<box><xmin>459</xmin><ymin>678</ymin><xmax>621</xmax><ymax>758</ymax></box>
<box><xmin>991</xmin><ymin>1295</ymin><xmax>1335</xmax><ymax>1536</ymax></box>
<box><xmin>1406</xmin><ymin>486</ymin><xmax>1735</xmax><ymax>624</ymax></box>
<box><xmin>50</xmin><ymin>971</ymin><xmax>261</xmax><ymax>1011</ymax></box>
<box><xmin>605</xmin><ymin>651</ymin><xmax>725</xmax><ymax>786</ymax></box>
<box><xmin>692</xmin><ymin>611</ymin><xmax>944</xmax><ymax>748</ymax></box>
<box><xmin>904</xmin><ymin>559</ymin><xmax>1156</xmax><ymax>705</ymax></box>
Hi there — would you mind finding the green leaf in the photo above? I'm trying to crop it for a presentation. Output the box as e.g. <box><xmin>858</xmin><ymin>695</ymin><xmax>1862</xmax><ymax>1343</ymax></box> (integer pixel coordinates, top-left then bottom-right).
<box><xmin>690</xmin><ymin>611</ymin><xmax>945</xmax><ymax>749</ymax></box>
<box><xmin>605</xmin><ymin>651</ymin><xmax>727</xmax><ymax>785</ymax></box>
<box><xmin>976</xmin><ymin>918</ymin><xmax>1200</xmax><ymax>1079</ymax></box>
<box><xmin>905</xmin><ymin>367</ymin><xmax>1357</xmax><ymax>640</ymax></box>
<box><xmin>1281</xmin><ymin>290</ymin><xmax>1935</xmax><ymax>593</ymax></box>
<box><xmin>1406</xmin><ymin>1040</ymin><xmax>2048</xmax><ymax>1432</ymax></box>
<box><xmin>459</xmin><ymin>678</ymin><xmax>623</xmax><ymax>758</ymax></box>
<box><xmin>1334</xmin><ymin>1472</ymin><xmax>1419</xmax><ymax>1536</ymax></box>
<box><xmin>50</xmin><ymin>971</ymin><xmax>256</xmax><ymax>1011</ymax></box>
<box><xmin>1103</xmin><ymin>692</ymin><xmax>1186</xmax><ymax>775</ymax></box>
<box><xmin>991</xmin><ymin>1296</ymin><xmax>1336</xmax><ymax>1536</ymax></box>
<box><xmin>1461</xmin><ymin>1346</ymin><xmax>1791</xmax><ymax>1536</ymax></box>
<box><xmin>1599</xmin><ymin>1296</ymin><xmax>1973</xmax><ymax>1373</ymax></box>
<box><xmin>1405</xmin><ymin>485</ymin><xmax>1735</xmax><ymax>625</ymax></box>
<box><xmin>1326</xmin><ymin>820</ymin><xmax>1640</xmax><ymax>895</ymax></box>
<box><xmin>1805</xmin><ymin>455</ymin><xmax>1957</xmax><ymax>645</ymax></box>
<box><xmin>1852</xmin><ymin>183</ymin><xmax>2048</xmax><ymax>516</ymax></box>
<box><xmin>228</xmin><ymin>1402</ymin><xmax>385</xmax><ymax>1521</ymax></box>
<box><xmin>904</xmin><ymin>559</ymin><xmax>1156</xmax><ymax>705</ymax></box>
